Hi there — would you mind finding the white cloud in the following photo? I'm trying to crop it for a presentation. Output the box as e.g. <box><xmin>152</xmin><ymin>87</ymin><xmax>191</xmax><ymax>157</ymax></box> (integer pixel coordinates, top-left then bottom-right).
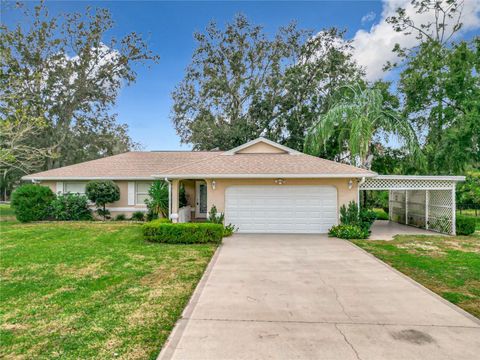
<box><xmin>352</xmin><ymin>0</ymin><xmax>480</xmax><ymax>81</ymax></box>
<box><xmin>361</xmin><ymin>11</ymin><xmax>376</xmax><ymax>25</ymax></box>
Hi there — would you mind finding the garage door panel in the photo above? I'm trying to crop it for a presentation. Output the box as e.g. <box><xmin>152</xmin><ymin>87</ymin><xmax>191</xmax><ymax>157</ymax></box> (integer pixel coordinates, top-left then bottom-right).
<box><xmin>225</xmin><ymin>185</ymin><xmax>338</xmax><ymax>234</ymax></box>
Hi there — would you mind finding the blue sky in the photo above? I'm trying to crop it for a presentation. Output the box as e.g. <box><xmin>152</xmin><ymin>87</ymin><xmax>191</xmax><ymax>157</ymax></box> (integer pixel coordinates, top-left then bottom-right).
<box><xmin>3</xmin><ymin>1</ymin><xmax>479</xmax><ymax>150</ymax></box>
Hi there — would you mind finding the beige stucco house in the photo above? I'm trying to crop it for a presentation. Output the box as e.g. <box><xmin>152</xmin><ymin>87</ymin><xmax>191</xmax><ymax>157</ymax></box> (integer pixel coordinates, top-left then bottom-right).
<box><xmin>23</xmin><ymin>138</ymin><xmax>464</xmax><ymax>234</ymax></box>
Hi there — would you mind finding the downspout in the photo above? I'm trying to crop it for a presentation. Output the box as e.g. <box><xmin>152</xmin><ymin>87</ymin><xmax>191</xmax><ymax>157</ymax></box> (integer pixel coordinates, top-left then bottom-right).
<box><xmin>164</xmin><ymin>177</ymin><xmax>171</xmax><ymax>220</ymax></box>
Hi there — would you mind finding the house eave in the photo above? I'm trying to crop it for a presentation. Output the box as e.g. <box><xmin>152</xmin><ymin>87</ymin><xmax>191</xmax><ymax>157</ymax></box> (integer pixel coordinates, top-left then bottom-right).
<box><xmin>155</xmin><ymin>173</ymin><xmax>377</xmax><ymax>179</ymax></box>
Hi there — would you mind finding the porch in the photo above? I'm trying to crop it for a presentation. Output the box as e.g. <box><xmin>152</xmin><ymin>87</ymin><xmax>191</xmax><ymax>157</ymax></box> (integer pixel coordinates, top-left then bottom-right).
<box><xmin>168</xmin><ymin>179</ymin><xmax>209</xmax><ymax>223</ymax></box>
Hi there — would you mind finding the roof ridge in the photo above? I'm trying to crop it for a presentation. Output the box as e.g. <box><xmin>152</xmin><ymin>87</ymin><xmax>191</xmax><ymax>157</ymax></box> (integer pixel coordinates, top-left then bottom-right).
<box><xmin>158</xmin><ymin>151</ymin><xmax>226</xmax><ymax>175</ymax></box>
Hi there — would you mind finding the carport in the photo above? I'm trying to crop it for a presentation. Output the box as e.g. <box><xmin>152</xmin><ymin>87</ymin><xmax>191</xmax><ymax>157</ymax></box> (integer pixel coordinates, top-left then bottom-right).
<box><xmin>359</xmin><ymin>175</ymin><xmax>465</xmax><ymax>235</ymax></box>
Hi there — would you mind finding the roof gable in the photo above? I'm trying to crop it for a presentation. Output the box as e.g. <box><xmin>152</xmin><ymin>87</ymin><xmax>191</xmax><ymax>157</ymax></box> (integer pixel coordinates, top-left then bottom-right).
<box><xmin>223</xmin><ymin>137</ymin><xmax>301</xmax><ymax>155</ymax></box>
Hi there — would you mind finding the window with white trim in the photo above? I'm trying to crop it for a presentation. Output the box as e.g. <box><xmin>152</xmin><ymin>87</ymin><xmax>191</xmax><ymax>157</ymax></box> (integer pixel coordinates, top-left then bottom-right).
<box><xmin>135</xmin><ymin>182</ymin><xmax>152</xmax><ymax>205</ymax></box>
<box><xmin>63</xmin><ymin>182</ymin><xmax>87</xmax><ymax>195</ymax></box>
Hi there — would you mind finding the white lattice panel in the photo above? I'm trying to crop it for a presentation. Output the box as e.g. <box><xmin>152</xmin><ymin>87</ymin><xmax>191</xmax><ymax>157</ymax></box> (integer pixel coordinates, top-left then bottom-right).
<box><xmin>360</xmin><ymin>178</ymin><xmax>453</xmax><ymax>190</ymax></box>
<box><xmin>407</xmin><ymin>190</ymin><xmax>426</xmax><ymax>228</ymax></box>
<box><xmin>390</xmin><ymin>190</ymin><xmax>406</xmax><ymax>224</ymax></box>
<box><xmin>428</xmin><ymin>190</ymin><xmax>453</xmax><ymax>234</ymax></box>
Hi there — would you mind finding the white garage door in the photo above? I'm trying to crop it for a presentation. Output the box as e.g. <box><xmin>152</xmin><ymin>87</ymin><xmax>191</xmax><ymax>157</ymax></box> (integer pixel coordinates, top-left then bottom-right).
<box><xmin>225</xmin><ymin>186</ymin><xmax>337</xmax><ymax>233</ymax></box>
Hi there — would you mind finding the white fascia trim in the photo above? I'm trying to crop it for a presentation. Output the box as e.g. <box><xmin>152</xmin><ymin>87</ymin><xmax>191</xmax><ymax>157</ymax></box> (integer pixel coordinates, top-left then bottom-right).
<box><xmin>222</xmin><ymin>137</ymin><xmax>303</xmax><ymax>155</ymax></box>
<box><xmin>22</xmin><ymin>176</ymin><xmax>155</xmax><ymax>181</ymax></box>
<box><xmin>153</xmin><ymin>173</ymin><xmax>376</xmax><ymax>179</ymax></box>
<box><xmin>373</xmin><ymin>175</ymin><xmax>466</xmax><ymax>182</ymax></box>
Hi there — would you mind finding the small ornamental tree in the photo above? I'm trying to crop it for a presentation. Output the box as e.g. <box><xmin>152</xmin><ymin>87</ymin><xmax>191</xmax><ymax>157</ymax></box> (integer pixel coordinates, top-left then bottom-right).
<box><xmin>85</xmin><ymin>180</ymin><xmax>120</xmax><ymax>220</ymax></box>
<box><xmin>11</xmin><ymin>184</ymin><xmax>55</xmax><ymax>222</ymax></box>
<box><xmin>145</xmin><ymin>180</ymin><xmax>169</xmax><ymax>219</ymax></box>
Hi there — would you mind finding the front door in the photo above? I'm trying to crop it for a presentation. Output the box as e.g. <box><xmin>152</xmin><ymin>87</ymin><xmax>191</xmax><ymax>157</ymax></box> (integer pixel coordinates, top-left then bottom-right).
<box><xmin>195</xmin><ymin>181</ymin><xmax>208</xmax><ymax>218</ymax></box>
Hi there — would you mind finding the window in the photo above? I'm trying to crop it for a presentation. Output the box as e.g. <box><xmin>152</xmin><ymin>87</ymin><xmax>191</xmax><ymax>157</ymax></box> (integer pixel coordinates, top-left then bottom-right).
<box><xmin>136</xmin><ymin>182</ymin><xmax>152</xmax><ymax>205</ymax></box>
<box><xmin>64</xmin><ymin>182</ymin><xmax>87</xmax><ymax>195</ymax></box>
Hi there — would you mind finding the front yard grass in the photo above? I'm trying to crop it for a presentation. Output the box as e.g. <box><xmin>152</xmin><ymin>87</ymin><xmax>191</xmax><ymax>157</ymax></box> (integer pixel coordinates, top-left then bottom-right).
<box><xmin>0</xmin><ymin>218</ymin><xmax>217</xmax><ymax>359</ymax></box>
<box><xmin>353</xmin><ymin>234</ymin><xmax>480</xmax><ymax>318</ymax></box>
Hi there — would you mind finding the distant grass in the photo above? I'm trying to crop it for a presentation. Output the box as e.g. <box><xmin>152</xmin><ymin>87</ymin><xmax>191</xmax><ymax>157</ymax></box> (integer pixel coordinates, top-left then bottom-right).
<box><xmin>0</xmin><ymin>213</ymin><xmax>217</xmax><ymax>359</ymax></box>
<box><xmin>0</xmin><ymin>204</ymin><xmax>15</xmax><ymax>221</ymax></box>
<box><xmin>353</xmin><ymin>234</ymin><xmax>480</xmax><ymax>318</ymax></box>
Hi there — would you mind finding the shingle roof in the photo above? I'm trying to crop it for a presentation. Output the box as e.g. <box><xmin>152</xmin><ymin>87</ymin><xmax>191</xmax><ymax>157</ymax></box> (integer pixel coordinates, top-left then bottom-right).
<box><xmin>23</xmin><ymin>139</ymin><xmax>376</xmax><ymax>180</ymax></box>
<box><xmin>156</xmin><ymin>153</ymin><xmax>375</xmax><ymax>178</ymax></box>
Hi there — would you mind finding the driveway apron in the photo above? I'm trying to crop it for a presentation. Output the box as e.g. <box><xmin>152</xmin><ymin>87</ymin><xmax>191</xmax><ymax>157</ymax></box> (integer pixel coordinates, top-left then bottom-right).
<box><xmin>159</xmin><ymin>234</ymin><xmax>480</xmax><ymax>360</ymax></box>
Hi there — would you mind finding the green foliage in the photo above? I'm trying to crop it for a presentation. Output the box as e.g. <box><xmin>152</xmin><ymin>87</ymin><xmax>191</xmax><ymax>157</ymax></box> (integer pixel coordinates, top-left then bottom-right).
<box><xmin>85</xmin><ymin>181</ymin><xmax>120</xmax><ymax>220</ymax></box>
<box><xmin>339</xmin><ymin>201</ymin><xmax>360</xmax><ymax>226</ymax></box>
<box><xmin>0</xmin><ymin>2</ymin><xmax>159</xmax><ymax>196</ymax></box>
<box><xmin>145</xmin><ymin>210</ymin><xmax>158</xmax><ymax>222</ymax></box>
<box><xmin>305</xmin><ymin>84</ymin><xmax>422</xmax><ymax>167</ymax></box>
<box><xmin>456</xmin><ymin>216</ymin><xmax>476</xmax><ymax>236</ymax></box>
<box><xmin>50</xmin><ymin>193</ymin><xmax>92</xmax><ymax>221</ymax></box>
<box><xmin>172</xmin><ymin>14</ymin><xmax>361</xmax><ymax>151</ymax></box>
<box><xmin>145</xmin><ymin>181</ymin><xmax>169</xmax><ymax>218</ymax></box>
<box><xmin>457</xmin><ymin>172</ymin><xmax>480</xmax><ymax>211</ymax></box>
<box><xmin>143</xmin><ymin>221</ymin><xmax>224</xmax><ymax>244</ymax></box>
<box><xmin>115</xmin><ymin>214</ymin><xmax>127</xmax><ymax>221</ymax></box>
<box><xmin>223</xmin><ymin>223</ymin><xmax>238</xmax><ymax>237</ymax></box>
<box><xmin>338</xmin><ymin>201</ymin><xmax>377</xmax><ymax>235</ymax></box>
<box><xmin>374</xmin><ymin>209</ymin><xmax>389</xmax><ymax>221</ymax></box>
<box><xmin>11</xmin><ymin>184</ymin><xmax>55</xmax><ymax>222</ymax></box>
<box><xmin>329</xmin><ymin>224</ymin><xmax>369</xmax><ymax>239</ymax></box>
<box><xmin>131</xmin><ymin>211</ymin><xmax>145</xmax><ymax>222</ymax></box>
<box><xmin>208</xmin><ymin>205</ymin><xmax>224</xmax><ymax>224</ymax></box>
<box><xmin>386</xmin><ymin>1</ymin><xmax>479</xmax><ymax>174</ymax></box>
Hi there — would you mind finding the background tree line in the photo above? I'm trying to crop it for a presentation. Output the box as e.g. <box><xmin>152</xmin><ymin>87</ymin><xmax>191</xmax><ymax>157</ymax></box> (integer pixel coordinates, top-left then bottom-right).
<box><xmin>0</xmin><ymin>1</ymin><xmax>159</xmax><ymax>199</ymax></box>
<box><xmin>1</xmin><ymin>0</ymin><xmax>478</xmax><ymax>207</ymax></box>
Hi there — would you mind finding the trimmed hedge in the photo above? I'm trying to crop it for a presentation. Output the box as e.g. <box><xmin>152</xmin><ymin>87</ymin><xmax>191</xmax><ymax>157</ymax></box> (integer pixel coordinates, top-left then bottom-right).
<box><xmin>456</xmin><ymin>215</ymin><xmax>476</xmax><ymax>235</ymax></box>
<box><xmin>143</xmin><ymin>220</ymin><xmax>223</xmax><ymax>244</ymax></box>
<box><xmin>11</xmin><ymin>184</ymin><xmax>55</xmax><ymax>222</ymax></box>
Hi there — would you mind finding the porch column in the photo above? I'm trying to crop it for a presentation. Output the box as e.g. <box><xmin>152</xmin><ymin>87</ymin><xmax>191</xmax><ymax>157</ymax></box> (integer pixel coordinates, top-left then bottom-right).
<box><xmin>405</xmin><ymin>190</ymin><xmax>408</xmax><ymax>225</ymax></box>
<box><xmin>425</xmin><ymin>190</ymin><xmax>429</xmax><ymax>230</ymax></box>
<box><xmin>451</xmin><ymin>183</ymin><xmax>456</xmax><ymax>235</ymax></box>
<box><xmin>171</xmin><ymin>179</ymin><xmax>180</xmax><ymax>223</ymax></box>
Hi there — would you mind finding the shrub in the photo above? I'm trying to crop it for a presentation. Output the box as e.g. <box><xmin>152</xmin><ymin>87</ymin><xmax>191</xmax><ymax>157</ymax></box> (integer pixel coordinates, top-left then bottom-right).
<box><xmin>143</xmin><ymin>221</ymin><xmax>223</xmax><ymax>244</ymax></box>
<box><xmin>340</xmin><ymin>201</ymin><xmax>359</xmax><ymax>226</ymax></box>
<box><xmin>456</xmin><ymin>215</ymin><xmax>476</xmax><ymax>235</ymax></box>
<box><xmin>223</xmin><ymin>223</ymin><xmax>238</xmax><ymax>237</ymax></box>
<box><xmin>131</xmin><ymin>211</ymin><xmax>145</xmax><ymax>221</ymax></box>
<box><xmin>50</xmin><ymin>193</ymin><xmax>92</xmax><ymax>221</ymax></box>
<box><xmin>85</xmin><ymin>181</ymin><xmax>120</xmax><ymax>220</ymax></box>
<box><xmin>145</xmin><ymin>210</ymin><xmax>158</xmax><ymax>222</ymax></box>
<box><xmin>11</xmin><ymin>184</ymin><xmax>55</xmax><ymax>222</ymax></box>
<box><xmin>208</xmin><ymin>205</ymin><xmax>224</xmax><ymax>224</ymax></box>
<box><xmin>339</xmin><ymin>201</ymin><xmax>377</xmax><ymax>233</ymax></box>
<box><xmin>374</xmin><ymin>209</ymin><xmax>389</xmax><ymax>220</ymax></box>
<box><xmin>328</xmin><ymin>224</ymin><xmax>369</xmax><ymax>239</ymax></box>
<box><xmin>145</xmin><ymin>180</ymin><xmax>168</xmax><ymax>218</ymax></box>
<box><xmin>115</xmin><ymin>214</ymin><xmax>127</xmax><ymax>221</ymax></box>
<box><xmin>359</xmin><ymin>208</ymin><xmax>377</xmax><ymax>231</ymax></box>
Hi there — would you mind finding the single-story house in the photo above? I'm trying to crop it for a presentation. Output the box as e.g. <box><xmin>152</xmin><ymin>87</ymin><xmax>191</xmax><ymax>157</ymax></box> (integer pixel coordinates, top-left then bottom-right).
<box><xmin>23</xmin><ymin>137</ymin><xmax>464</xmax><ymax>234</ymax></box>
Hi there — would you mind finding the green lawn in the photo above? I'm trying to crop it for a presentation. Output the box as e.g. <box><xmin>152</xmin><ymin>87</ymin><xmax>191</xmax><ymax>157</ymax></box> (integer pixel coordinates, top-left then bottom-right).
<box><xmin>0</xmin><ymin>204</ymin><xmax>15</xmax><ymax>221</ymax></box>
<box><xmin>353</xmin><ymin>234</ymin><xmax>480</xmax><ymax>318</ymax></box>
<box><xmin>0</xmin><ymin>213</ymin><xmax>217</xmax><ymax>359</ymax></box>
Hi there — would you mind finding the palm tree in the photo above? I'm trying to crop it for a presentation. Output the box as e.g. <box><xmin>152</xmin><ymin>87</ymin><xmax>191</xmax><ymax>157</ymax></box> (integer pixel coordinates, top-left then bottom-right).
<box><xmin>304</xmin><ymin>85</ymin><xmax>423</xmax><ymax>168</ymax></box>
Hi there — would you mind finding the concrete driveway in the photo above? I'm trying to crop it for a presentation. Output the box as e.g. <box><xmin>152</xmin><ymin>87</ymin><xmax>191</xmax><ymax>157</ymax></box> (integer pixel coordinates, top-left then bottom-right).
<box><xmin>159</xmin><ymin>234</ymin><xmax>480</xmax><ymax>360</ymax></box>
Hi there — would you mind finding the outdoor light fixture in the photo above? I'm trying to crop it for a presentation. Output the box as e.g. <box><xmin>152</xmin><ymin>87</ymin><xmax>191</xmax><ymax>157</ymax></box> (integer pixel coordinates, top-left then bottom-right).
<box><xmin>348</xmin><ymin>179</ymin><xmax>353</xmax><ymax>189</ymax></box>
<box><xmin>211</xmin><ymin>180</ymin><xmax>216</xmax><ymax>190</ymax></box>
<box><xmin>275</xmin><ymin>178</ymin><xmax>285</xmax><ymax>185</ymax></box>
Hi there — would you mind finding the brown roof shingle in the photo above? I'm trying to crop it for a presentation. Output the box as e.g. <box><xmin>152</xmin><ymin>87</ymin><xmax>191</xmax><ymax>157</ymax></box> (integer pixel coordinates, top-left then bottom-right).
<box><xmin>23</xmin><ymin>150</ymin><xmax>375</xmax><ymax>180</ymax></box>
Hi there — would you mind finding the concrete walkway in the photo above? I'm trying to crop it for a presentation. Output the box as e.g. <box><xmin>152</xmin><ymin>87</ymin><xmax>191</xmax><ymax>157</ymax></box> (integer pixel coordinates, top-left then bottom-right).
<box><xmin>369</xmin><ymin>220</ymin><xmax>442</xmax><ymax>240</ymax></box>
<box><xmin>159</xmin><ymin>235</ymin><xmax>480</xmax><ymax>360</ymax></box>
